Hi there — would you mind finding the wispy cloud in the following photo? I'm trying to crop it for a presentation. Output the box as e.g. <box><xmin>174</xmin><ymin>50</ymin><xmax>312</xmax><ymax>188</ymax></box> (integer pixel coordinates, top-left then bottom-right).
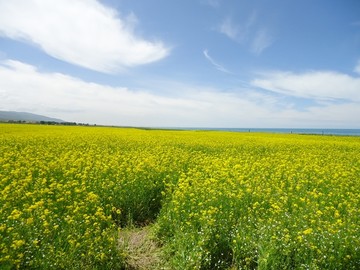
<box><xmin>0</xmin><ymin>0</ymin><xmax>169</xmax><ymax>73</ymax></box>
<box><xmin>203</xmin><ymin>0</ymin><xmax>222</xmax><ymax>8</ymax></box>
<box><xmin>203</xmin><ymin>49</ymin><xmax>232</xmax><ymax>73</ymax></box>
<box><xmin>219</xmin><ymin>17</ymin><xmax>240</xmax><ymax>40</ymax></box>
<box><xmin>252</xmin><ymin>70</ymin><xmax>360</xmax><ymax>102</ymax></box>
<box><xmin>218</xmin><ymin>12</ymin><xmax>273</xmax><ymax>55</ymax></box>
<box><xmin>218</xmin><ymin>13</ymin><xmax>256</xmax><ymax>42</ymax></box>
<box><xmin>1</xmin><ymin>59</ymin><xmax>359</xmax><ymax>128</ymax></box>
<box><xmin>251</xmin><ymin>28</ymin><xmax>274</xmax><ymax>55</ymax></box>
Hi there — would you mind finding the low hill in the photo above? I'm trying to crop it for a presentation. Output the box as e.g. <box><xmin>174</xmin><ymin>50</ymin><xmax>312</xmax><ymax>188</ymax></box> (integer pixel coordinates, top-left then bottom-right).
<box><xmin>0</xmin><ymin>111</ymin><xmax>64</xmax><ymax>123</ymax></box>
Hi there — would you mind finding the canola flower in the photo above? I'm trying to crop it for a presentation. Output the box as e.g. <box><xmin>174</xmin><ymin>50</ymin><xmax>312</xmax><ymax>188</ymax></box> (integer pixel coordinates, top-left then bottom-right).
<box><xmin>1</xmin><ymin>123</ymin><xmax>359</xmax><ymax>269</ymax></box>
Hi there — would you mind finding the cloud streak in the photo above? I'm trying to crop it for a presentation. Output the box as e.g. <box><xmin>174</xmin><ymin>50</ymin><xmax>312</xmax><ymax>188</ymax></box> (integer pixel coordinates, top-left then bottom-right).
<box><xmin>203</xmin><ymin>49</ymin><xmax>231</xmax><ymax>73</ymax></box>
<box><xmin>0</xmin><ymin>0</ymin><xmax>169</xmax><ymax>73</ymax></box>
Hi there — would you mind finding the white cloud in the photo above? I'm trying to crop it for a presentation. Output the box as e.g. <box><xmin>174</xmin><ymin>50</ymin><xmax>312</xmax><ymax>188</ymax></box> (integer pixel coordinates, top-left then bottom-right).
<box><xmin>0</xmin><ymin>59</ymin><xmax>263</xmax><ymax>127</ymax></box>
<box><xmin>203</xmin><ymin>49</ymin><xmax>231</xmax><ymax>73</ymax></box>
<box><xmin>0</xmin><ymin>60</ymin><xmax>201</xmax><ymax>126</ymax></box>
<box><xmin>274</xmin><ymin>103</ymin><xmax>360</xmax><ymax>128</ymax></box>
<box><xmin>1</xmin><ymin>59</ymin><xmax>359</xmax><ymax>128</ymax></box>
<box><xmin>0</xmin><ymin>0</ymin><xmax>169</xmax><ymax>73</ymax></box>
<box><xmin>252</xmin><ymin>70</ymin><xmax>360</xmax><ymax>102</ymax></box>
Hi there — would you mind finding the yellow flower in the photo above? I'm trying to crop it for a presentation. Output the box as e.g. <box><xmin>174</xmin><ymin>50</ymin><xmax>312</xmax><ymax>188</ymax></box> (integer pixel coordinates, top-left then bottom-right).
<box><xmin>11</xmin><ymin>240</ymin><xmax>25</xmax><ymax>249</ymax></box>
<box><xmin>26</xmin><ymin>217</ymin><xmax>34</xmax><ymax>225</ymax></box>
<box><xmin>8</xmin><ymin>209</ymin><xmax>22</xmax><ymax>220</ymax></box>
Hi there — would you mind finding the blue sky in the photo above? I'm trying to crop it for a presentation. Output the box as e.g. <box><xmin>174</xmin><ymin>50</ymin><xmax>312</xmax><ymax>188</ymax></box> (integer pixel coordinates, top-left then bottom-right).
<box><xmin>0</xmin><ymin>0</ymin><xmax>359</xmax><ymax>128</ymax></box>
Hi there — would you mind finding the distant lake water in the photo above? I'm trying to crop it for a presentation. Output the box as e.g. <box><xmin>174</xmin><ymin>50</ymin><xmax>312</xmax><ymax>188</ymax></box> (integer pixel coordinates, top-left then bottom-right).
<box><xmin>166</xmin><ymin>128</ymin><xmax>360</xmax><ymax>136</ymax></box>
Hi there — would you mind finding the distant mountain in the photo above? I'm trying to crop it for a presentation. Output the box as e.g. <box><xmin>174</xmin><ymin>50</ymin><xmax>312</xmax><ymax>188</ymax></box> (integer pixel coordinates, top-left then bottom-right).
<box><xmin>0</xmin><ymin>111</ymin><xmax>64</xmax><ymax>123</ymax></box>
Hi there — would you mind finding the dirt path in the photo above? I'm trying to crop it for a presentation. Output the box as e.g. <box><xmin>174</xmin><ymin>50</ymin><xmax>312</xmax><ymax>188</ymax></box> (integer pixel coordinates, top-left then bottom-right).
<box><xmin>118</xmin><ymin>226</ymin><xmax>167</xmax><ymax>269</ymax></box>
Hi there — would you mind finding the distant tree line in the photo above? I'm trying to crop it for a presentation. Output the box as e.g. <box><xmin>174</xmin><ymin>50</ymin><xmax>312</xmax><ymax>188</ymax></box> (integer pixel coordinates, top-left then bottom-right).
<box><xmin>39</xmin><ymin>121</ymin><xmax>91</xmax><ymax>126</ymax></box>
<box><xmin>1</xmin><ymin>120</ymin><xmax>92</xmax><ymax>126</ymax></box>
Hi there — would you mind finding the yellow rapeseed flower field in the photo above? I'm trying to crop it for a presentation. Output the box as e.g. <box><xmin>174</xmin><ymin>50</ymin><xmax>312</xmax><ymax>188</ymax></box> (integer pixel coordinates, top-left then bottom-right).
<box><xmin>0</xmin><ymin>124</ymin><xmax>359</xmax><ymax>269</ymax></box>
